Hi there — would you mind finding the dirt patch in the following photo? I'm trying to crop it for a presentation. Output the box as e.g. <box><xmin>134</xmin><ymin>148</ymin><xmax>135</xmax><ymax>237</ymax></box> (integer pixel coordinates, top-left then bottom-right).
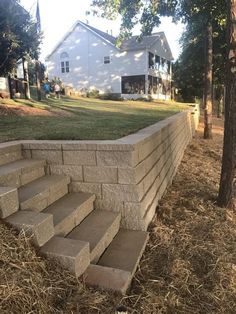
<box><xmin>0</xmin><ymin>103</ymin><xmax>53</xmax><ymax>116</ymax></box>
<box><xmin>0</xmin><ymin>116</ymin><xmax>236</xmax><ymax>313</ymax></box>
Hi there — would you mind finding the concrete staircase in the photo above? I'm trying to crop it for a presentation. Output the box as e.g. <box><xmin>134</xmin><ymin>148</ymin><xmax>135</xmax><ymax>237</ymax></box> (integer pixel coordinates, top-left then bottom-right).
<box><xmin>0</xmin><ymin>143</ymin><xmax>148</xmax><ymax>294</ymax></box>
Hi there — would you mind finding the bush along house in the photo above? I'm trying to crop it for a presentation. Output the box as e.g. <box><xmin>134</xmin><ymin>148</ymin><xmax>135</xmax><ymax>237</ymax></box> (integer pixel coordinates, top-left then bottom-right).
<box><xmin>46</xmin><ymin>21</ymin><xmax>173</xmax><ymax>100</ymax></box>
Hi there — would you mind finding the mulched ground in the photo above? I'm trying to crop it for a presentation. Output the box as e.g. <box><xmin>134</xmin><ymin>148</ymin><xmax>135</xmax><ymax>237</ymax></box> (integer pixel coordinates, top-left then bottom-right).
<box><xmin>0</xmin><ymin>104</ymin><xmax>53</xmax><ymax>116</ymax></box>
<box><xmin>0</xmin><ymin>116</ymin><xmax>235</xmax><ymax>313</ymax></box>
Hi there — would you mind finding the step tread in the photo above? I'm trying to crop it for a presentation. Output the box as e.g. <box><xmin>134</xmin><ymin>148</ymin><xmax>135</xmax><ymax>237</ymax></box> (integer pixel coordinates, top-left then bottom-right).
<box><xmin>18</xmin><ymin>175</ymin><xmax>69</xmax><ymax>203</ymax></box>
<box><xmin>98</xmin><ymin>229</ymin><xmax>149</xmax><ymax>273</ymax></box>
<box><xmin>43</xmin><ymin>192</ymin><xmax>95</xmax><ymax>226</ymax></box>
<box><xmin>67</xmin><ymin>210</ymin><xmax>120</xmax><ymax>253</ymax></box>
<box><xmin>0</xmin><ymin>159</ymin><xmax>45</xmax><ymax>176</ymax></box>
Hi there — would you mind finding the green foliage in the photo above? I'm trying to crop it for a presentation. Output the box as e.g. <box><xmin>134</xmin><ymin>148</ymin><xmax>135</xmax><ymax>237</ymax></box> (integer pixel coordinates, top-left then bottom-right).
<box><xmin>98</xmin><ymin>93</ymin><xmax>123</xmax><ymax>101</ymax></box>
<box><xmin>173</xmin><ymin>0</ymin><xmax>227</xmax><ymax>101</ymax></box>
<box><xmin>91</xmin><ymin>0</ymin><xmax>175</xmax><ymax>43</ymax></box>
<box><xmin>0</xmin><ymin>0</ymin><xmax>41</xmax><ymax>76</ymax></box>
<box><xmin>86</xmin><ymin>89</ymin><xmax>100</xmax><ymax>98</ymax></box>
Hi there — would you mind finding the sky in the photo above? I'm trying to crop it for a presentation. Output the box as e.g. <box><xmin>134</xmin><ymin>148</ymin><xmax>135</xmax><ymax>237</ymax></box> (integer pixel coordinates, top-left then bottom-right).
<box><xmin>20</xmin><ymin>0</ymin><xmax>184</xmax><ymax>61</ymax></box>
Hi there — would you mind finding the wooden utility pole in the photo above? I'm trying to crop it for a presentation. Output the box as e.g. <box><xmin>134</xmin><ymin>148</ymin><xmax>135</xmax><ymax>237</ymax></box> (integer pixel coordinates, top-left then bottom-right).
<box><xmin>218</xmin><ymin>0</ymin><xmax>236</xmax><ymax>207</ymax></box>
<box><xmin>203</xmin><ymin>22</ymin><xmax>213</xmax><ymax>139</ymax></box>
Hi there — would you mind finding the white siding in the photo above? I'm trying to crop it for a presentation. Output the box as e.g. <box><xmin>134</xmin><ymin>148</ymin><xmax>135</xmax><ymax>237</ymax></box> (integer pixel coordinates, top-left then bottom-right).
<box><xmin>47</xmin><ymin>24</ymin><xmax>147</xmax><ymax>94</ymax></box>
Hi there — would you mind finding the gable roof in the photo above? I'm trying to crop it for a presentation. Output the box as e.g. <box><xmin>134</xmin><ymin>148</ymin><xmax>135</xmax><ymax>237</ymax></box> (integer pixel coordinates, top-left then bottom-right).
<box><xmin>46</xmin><ymin>21</ymin><xmax>173</xmax><ymax>61</ymax></box>
<box><xmin>79</xmin><ymin>21</ymin><xmax>116</xmax><ymax>45</ymax></box>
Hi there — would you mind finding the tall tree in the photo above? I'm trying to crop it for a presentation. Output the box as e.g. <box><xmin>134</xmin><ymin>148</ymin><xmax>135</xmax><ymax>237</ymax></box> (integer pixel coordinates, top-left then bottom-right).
<box><xmin>174</xmin><ymin>15</ymin><xmax>226</xmax><ymax>103</ymax></box>
<box><xmin>218</xmin><ymin>0</ymin><xmax>236</xmax><ymax>208</ymax></box>
<box><xmin>0</xmin><ymin>0</ymin><xmax>40</xmax><ymax>76</ymax></box>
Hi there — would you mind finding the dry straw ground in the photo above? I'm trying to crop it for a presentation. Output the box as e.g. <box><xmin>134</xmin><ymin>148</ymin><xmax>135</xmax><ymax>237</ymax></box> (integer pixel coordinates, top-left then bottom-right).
<box><xmin>0</xmin><ymin>117</ymin><xmax>236</xmax><ymax>313</ymax></box>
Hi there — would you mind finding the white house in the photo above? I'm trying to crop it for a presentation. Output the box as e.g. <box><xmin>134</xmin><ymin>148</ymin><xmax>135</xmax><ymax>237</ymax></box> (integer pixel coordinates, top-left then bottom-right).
<box><xmin>46</xmin><ymin>21</ymin><xmax>174</xmax><ymax>100</ymax></box>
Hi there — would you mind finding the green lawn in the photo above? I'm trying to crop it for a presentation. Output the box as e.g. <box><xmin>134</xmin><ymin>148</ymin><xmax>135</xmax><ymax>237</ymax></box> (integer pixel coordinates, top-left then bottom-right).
<box><xmin>0</xmin><ymin>96</ymin><xmax>190</xmax><ymax>142</ymax></box>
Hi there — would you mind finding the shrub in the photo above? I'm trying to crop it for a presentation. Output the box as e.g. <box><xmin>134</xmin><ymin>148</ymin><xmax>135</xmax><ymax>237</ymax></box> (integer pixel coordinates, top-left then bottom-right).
<box><xmin>86</xmin><ymin>89</ymin><xmax>100</xmax><ymax>98</ymax></box>
<box><xmin>98</xmin><ymin>93</ymin><xmax>123</xmax><ymax>101</ymax></box>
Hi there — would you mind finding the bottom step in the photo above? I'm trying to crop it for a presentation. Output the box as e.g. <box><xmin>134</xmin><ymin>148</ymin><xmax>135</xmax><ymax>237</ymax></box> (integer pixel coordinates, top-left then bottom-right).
<box><xmin>41</xmin><ymin>236</ymin><xmax>90</xmax><ymax>277</ymax></box>
<box><xmin>84</xmin><ymin>229</ymin><xmax>148</xmax><ymax>294</ymax></box>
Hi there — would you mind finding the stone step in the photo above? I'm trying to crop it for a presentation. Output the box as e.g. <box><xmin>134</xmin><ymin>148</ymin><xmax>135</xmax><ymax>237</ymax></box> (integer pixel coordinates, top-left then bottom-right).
<box><xmin>0</xmin><ymin>143</ymin><xmax>22</xmax><ymax>166</ymax></box>
<box><xmin>0</xmin><ymin>159</ymin><xmax>45</xmax><ymax>188</ymax></box>
<box><xmin>41</xmin><ymin>236</ymin><xmax>90</xmax><ymax>277</ymax></box>
<box><xmin>0</xmin><ymin>187</ymin><xmax>19</xmax><ymax>218</ymax></box>
<box><xmin>43</xmin><ymin>193</ymin><xmax>95</xmax><ymax>236</ymax></box>
<box><xmin>67</xmin><ymin>210</ymin><xmax>121</xmax><ymax>263</ymax></box>
<box><xmin>6</xmin><ymin>210</ymin><xmax>54</xmax><ymax>247</ymax></box>
<box><xmin>18</xmin><ymin>175</ymin><xmax>70</xmax><ymax>212</ymax></box>
<box><xmin>85</xmin><ymin>229</ymin><xmax>149</xmax><ymax>294</ymax></box>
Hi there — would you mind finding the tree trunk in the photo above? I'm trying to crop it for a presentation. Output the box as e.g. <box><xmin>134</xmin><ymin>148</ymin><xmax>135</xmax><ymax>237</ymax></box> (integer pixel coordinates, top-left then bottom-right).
<box><xmin>35</xmin><ymin>60</ymin><xmax>41</xmax><ymax>101</ymax></box>
<box><xmin>203</xmin><ymin>22</ymin><xmax>213</xmax><ymax>139</ymax></box>
<box><xmin>22</xmin><ymin>57</ymin><xmax>30</xmax><ymax>99</ymax></box>
<box><xmin>218</xmin><ymin>0</ymin><xmax>236</xmax><ymax>208</ymax></box>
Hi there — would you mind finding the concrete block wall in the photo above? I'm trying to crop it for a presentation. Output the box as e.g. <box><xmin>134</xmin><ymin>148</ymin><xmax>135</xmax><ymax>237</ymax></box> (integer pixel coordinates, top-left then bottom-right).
<box><xmin>21</xmin><ymin>105</ymin><xmax>199</xmax><ymax>231</ymax></box>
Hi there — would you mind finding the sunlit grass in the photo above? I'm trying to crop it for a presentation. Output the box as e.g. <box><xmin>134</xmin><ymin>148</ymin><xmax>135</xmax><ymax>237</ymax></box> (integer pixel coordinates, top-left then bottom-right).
<box><xmin>0</xmin><ymin>96</ymin><xmax>191</xmax><ymax>142</ymax></box>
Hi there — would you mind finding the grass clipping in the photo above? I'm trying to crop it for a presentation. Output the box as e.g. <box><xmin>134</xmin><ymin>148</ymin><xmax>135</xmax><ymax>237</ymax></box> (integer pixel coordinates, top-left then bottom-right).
<box><xmin>0</xmin><ymin>117</ymin><xmax>236</xmax><ymax>313</ymax></box>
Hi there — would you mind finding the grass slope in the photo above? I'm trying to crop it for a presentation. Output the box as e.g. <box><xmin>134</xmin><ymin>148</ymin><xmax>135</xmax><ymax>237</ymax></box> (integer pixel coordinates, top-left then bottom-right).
<box><xmin>0</xmin><ymin>97</ymin><xmax>188</xmax><ymax>142</ymax></box>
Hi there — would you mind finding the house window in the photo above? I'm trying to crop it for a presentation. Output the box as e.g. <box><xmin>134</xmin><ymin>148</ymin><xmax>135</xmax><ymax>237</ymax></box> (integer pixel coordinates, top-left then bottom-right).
<box><xmin>155</xmin><ymin>55</ymin><xmax>160</xmax><ymax>70</ymax></box>
<box><xmin>104</xmin><ymin>56</ymin><xmax>110</xmax><ymax>64</ymax></box>
<box><xmin>60</xmin><ymin>52</ymin><xmax>69</xmax><ymax>59</ymax></box>
<box><xmin>60</xmin><ymin>52</ymin><xmax>69</xmax><ymax>73</ymax></box>
<box><xmin>61</xmin><ymin>61</ymin><xmax>70</xmax><ymax>73</ymax></box>
<box><xmin>148</xmin><ymin>52</ymin><xmax>154</xmax><ymax>68</ymax></box>
<box><xmin>148</xmin><ymin>76</ymin><xmax>158</xmax><ymax>94</ymax></box>
<box><xmin>121</xmin><ymin>75</ymin><xmax>145</xmax><ymax>94</ymax></box>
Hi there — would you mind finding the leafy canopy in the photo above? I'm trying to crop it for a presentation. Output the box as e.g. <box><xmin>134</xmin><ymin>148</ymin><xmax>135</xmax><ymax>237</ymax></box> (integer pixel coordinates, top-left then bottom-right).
<box><xmin>0</xmin><ymin>0</ymin><xmax>41</xmax><ymax>76</ymax></box>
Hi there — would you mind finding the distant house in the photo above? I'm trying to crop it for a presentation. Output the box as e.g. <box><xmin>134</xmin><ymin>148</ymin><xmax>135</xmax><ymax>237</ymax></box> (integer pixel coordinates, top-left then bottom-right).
<box><xmin>46</xmin><ymin>21</ymin><xmax>174</xmax><ymax>100</ymax></box>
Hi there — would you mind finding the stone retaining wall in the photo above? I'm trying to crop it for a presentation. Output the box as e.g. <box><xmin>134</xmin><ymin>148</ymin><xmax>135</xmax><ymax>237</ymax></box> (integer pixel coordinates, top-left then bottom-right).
<box><xmin>21</xmin><ymin>104</ymin><xmax>199</xmax><ymax>231</ymax></box>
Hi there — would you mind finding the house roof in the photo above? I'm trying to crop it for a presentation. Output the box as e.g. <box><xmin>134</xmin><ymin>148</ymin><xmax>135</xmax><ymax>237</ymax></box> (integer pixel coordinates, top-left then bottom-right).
<box><xmin>79</xmin><ymin>21</ymin><xmax>117</xmax><ymax>45</ymax></box>
<box><xmin>46</xmin><ymin>20</ymin><xmax>173</xmax><ymax>61</ymax></box>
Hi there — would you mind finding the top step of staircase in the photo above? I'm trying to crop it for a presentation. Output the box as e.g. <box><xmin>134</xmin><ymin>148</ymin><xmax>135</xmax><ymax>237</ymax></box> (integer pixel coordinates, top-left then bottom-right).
<box><xmin>0</xmin><ymin>143</ymin><xmax>22</xmax><ymax>166</ymax></box>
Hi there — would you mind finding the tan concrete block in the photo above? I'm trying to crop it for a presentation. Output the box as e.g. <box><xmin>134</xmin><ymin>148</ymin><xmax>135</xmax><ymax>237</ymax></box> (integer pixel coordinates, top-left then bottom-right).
<box><xmin>31</xmin><ymin>150</ymin><xmax>63</xmax><ymax>164</ymax></box>
<box><xmin>96</xmin><ymin>151</ymin><xmax>137</xmax><ymax>167</ymax></box>
<box><xmin>50</xmin><ymin>165</ymin><xmax>83</xmax><ymax>181</ymax></box>
<box><xmin>68</xmin><ymin>210</ymin><xmax>121</xmax><ymax>263</ymax></box>
<box><xmin>45</xmin><ymin>193</ymin><xmax>95</xmax><ymax>236</ymax></box>
<box><xmin>19</xmin><ymin>175</ymin><xmax>69</xmax><ymax>212</ymax></box>
<box><xmin>84</xmin><ymin>166</ymin><xmax>117</xmax><ymax>183</ymax></box>
<box><xmin>22</xmin><ymin>149</ymin><xmax>32</xmax><ymax>159</ymax></box>
<box><xmin>85</xmin><ymin>264</ymin><xmax>132</xmax><ymax>294</ymax></box>
<box><xmin>41</xmin><ymin>236</ymin><xmax>90</xmax><ymax>277</ymax></box>
<box><xmin>48</xmin><ymin>184</ymin><xmax>68</xmax><ymax>205</ymax></box>
<box><xmin>98</xmin><ymin>229</ymin><xmax>149</xmax><ymax>273</ymax></box>
<box><xmin>95</xmin><ymin>198</ymin><xmax>124</xmax><ymax>213</ymax></box>
<box><xmin>0</xmin><ymin>150</ymin><xmax>22</xmax><ymax>166</ymax></box>
<box><xmin>121</xmin><ymin>202</ymin><xmax>144</xmax><ymax>231</ymax></box>
<box><xmin>0</xmin><ymin>142</ymin><xmax>22</xmax><ymax>153</ymax></box>
<box><xmin>63</xmin><ymin>151</ymin><xmax>96</xmax><ymax>165</ymax></box>
<box><xmin>6</xmin><ymin>211</ymin><xmax>54</xmax><ymax>247</ymax></box>
<box><xmin>0</xmin><ymin>187</ymin><xmax>19</xmax><ymax>218</ymax></box>
<box><xmin>0</xmin><ymin>171</ymin><xmax>21</xmax><ymax>187</ymax></box>
<box><xmin>20</xmin><ymin>167</ymin><xmax>45</xmax><ymax>186</ymax></box>
<box><xmin>62</xmin><ymin>141</ymin><xmax>98</xmax><ymax>151</ymax></box>
<box><xmin>137</xmin><ymin>139</ymin><xmax>155</xmax><ymax>163</ymax></box>
<box><xmin>20</xmin><ymin>190</ymin><xmax>49</xmax><ymax>211</ymax></box>
<box><xmin>70</xmin><ymin>182</ymin><xmax>102</xmax><ymax>197</ymax></box>
<box><xmin>118</xmin><ymin>161</ymin><xmax>146</xmax><ymax>185</ymax></box>
<box><xmin>102</xmin><ymin>184</ymin><xmax>142</xmax><ymax>202</ymax></box>
<box><xmin>29</xmin><ymin>141</ymin><xmax>62</xmax><ymax>150</ymax></box>
<box><xmin>96</xmin><ymin>140</ymin><xmax>134</xmax><ymax>151</ymax></box>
